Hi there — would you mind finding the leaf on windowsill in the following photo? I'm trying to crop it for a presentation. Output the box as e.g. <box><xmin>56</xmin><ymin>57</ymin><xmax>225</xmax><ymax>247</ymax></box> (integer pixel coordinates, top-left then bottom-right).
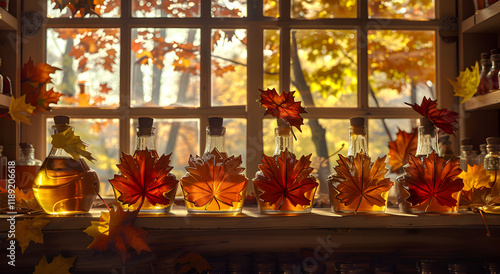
<box><xmin>109</xmin><ymin>150</ymin><xmax>178</xmax><ymax>208</ymax></box>
<box><xmin>449</xmin><ymin>62</ymin><xmax>480</xmax><ymax>103</ymax></box>
<box><xmin>253</xmin><ymin>149</ymin><xmax>318</xmax><ymax>208</ymax></box>
<box><xmin>33</xmin><ymin>254</ymin><xmax>76</xmax><ymax>274</ymax></box>
<box><xmin>14</xmin><ymin>216</ymin><xmax>50</xmax><ymax>253</ymax></box>
<box><xmin>328</xmin><ymin>152</ymin><xmax>393</xmax><ymax>213</ymax></box>
<box><xmin>388</xmin><ymin>128</ymin><xmax>418</xmax><ymax>173</ymax></box>
<box><xmin>405</xmin><ymin>96</ymin><xmax>459</xmax><ymax>135</ymax></box>
<box><xmin>258</xmin><ymin>88</ymin><xmax>307</xmax><ymax>132</ymax></box>
<box><xmin>460</xmin><ymin>164</ymin><xmax>500</xmax><ymax>210</ymax></box>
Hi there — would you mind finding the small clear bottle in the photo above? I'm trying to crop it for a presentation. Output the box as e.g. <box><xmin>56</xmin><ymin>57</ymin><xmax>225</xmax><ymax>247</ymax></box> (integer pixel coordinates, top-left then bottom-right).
<box><xmin>347</xmin><ymin>117</ymin><xmax>368</xmax><ymax>158</ymax></box>
<box><xmin>397</xmin><ymin>118</ymin><xmax>460</xmax><ymax>213</ymax></box>
<box><xmin>33</xmin><ymin>116</ymin><xmax>100</xmax><ymax>215</ymax></box>
<box><xmin>459</xmin><ymin>138</ymin><xmax>476</xmax><ymax>171</ymax></box>
<box><xmin>477</xmin><ymin>143</ymin><xmax>487</xmax><ymax>166</ymax></box>
<box><xmin>488</xmin><ymin>51</ymin><xmax>500</xmax><ymax>91</ymax></box>
<box><xmin>478</xmin><ymin>52</ymin><xmax>492</xmax><ymax>95</ymax></box>
<box><xmin>15</xmin><ymin>143</ymin><xmax>42</xmax><ymax>190</ymax></box>
<box><xmin>0</xmin><ymin>58</ymin><xmax>12</xmax><ymax>96</ymax></box>
<box><xmin>484</xmin><ymin>137</ymin><xmax>500</xmax><ymax>195</ymax></box>
<box><xmin>254</xmin><ymin>119</ymin><xmax>318</xmax><ymax>214</ymax></box>
<box><xmin>0</xmin><ymin>145</ymin><xmax>7</xmax><ymax>190</ymax></box>
<box><xmin>114</xmin><ymin>117</ymin><xmax>178</xmax><ymax>213</ymax></box>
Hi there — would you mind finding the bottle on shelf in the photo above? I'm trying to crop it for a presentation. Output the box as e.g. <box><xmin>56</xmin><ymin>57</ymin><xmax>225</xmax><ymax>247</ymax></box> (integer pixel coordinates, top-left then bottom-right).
<box><xmin>478</xmin><ymin>52</ymin><xmax>492</xmax><ymax>95</ymax></box>
<box><xmin>14</xmin><ymin>143</ymin><xmax>42</xmax><ymax>191</ymax></box>
<box><xmin>0</xmin><ymin>145</ymin><xmax>7</xmax><ymax>191</ymax></box>
<box><xmin>253</xmin><ymin>119</ymin><xmax>318</xmax><ymax>214</ymax></box>
<box><xmin>483</xmin><ymin>137</ymin><xmax>500</xmax><ymax>195</ymax></box>
<box><xmin>459</xmin><ymin>138</ymin><xmax>476</xmax><ymax>171</ymax></box>
<box><xmin>181</xmin><ymin>117</ymin><xmax>248</xmax><ymax>214</ymax></box>
<box><xmin>0</xmin><ymin>58</ymin><xmax>12</xmax><ymax>96</ymax></box>
<box><xmin>33</xmin><ymin>115</ymin><xmax>99</xmax><ymax>215</ymax></box>
<box><xmin>114</xmin><ymin>117</ymin><xmax>178</xmax><ymax>213</ymax></box>
<box><xmin>487</xmin><ymin>49</ymin><xmax>500</xmax><ymax>91</ymax></box>
<box><xmin>0</xmin><ymin>0</ymin><xmax>8</xmax><ymax>11</ymax></box>
<box><xmin>397</xmin><ymin>118</ymin><xmax>461</xmax><ymax>213</ymax></box>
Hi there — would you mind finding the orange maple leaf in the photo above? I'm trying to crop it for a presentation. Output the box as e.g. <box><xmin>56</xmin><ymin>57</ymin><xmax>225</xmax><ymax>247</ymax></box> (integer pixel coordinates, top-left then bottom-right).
<box><xmin>181</xmin><ymin>149</ymin><xmax>248</xmax><ymax>210</ymax></box>
<box><xmin>99</xmin><ymin>83</ymin><xmax>112</xmax><ymax>94</ymax></box>
<box><xmin>253</xmin><ymin>150</ymin><xmax>318</xmax><ymax>209</ymax></box>
<box><xmin>84</xmin><ymin>207</ymin><xmax>151</xmax><ymax>263</ymax></box>
<box><xmin>329</xmin><ymin>153</ymin><xmax>393</xmax><ymax>213</ymax></box>
<box><xmin>259</xmin><ymin>88</ymin><xmax>307</xmax><ymax>132</ymax></box>
<box><xmin>21</xmin><ymin>58</ymin><xmax>60</xmax><ymax>85</ymax></box>
<box><xmin>459</xmin><ymin>164</ymin><xmax>497</xmax><ymax>207</ymax></box>
<box><xmin>388</xmin><ymin>128</ymin><xmax>418</xmax><ymax>172</ymax></box>
<box><xmin>110</xmin><ymin>150</ymin><xmax>178</xmax><ymax>208</ymax></box>
<box><xmin>400</xmin><ymin>151</ymin><xmax>464</xmax><ymax>210</ymax></box>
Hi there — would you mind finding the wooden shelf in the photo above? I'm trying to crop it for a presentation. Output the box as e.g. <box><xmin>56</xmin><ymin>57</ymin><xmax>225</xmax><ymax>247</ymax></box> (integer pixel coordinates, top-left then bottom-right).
<box><xmin>464</xmin><ymin>91</ymin><xmax>500</xmax><ymax>111</ymax></box>
<box><xmin>2</xmin><ymin>208</ymin><xmax>500</xmax><ymax>231</ymax></box>
<box><xmin>0</xmin><ymin>93</ymin><xmax>11</xmax><ymax>108</ymax></box>
<box><xmin>463</xmin><ymin>0</ymin><xmax>500</xmax><ymax>33</ymax></box>
<box><xmin>0</xmin><ymin>8</ymin><xmax>16</xmax><ymax>31</ymax></box>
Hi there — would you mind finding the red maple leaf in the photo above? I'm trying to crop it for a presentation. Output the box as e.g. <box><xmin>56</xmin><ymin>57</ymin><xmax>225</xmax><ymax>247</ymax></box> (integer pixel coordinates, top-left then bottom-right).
<box><xmin>400</xmin><ymin>151</ymin><xmax>463</xmax><ymax>209</ymax></box>
<box><xmin>99</xmin><ymin>83</ymin><xmax>112</xmax><ymax>94</ymax></box>
<box><xmin>259</xmin><ymin>88</ymin><xmax>307</xmax><ymax>132</ymax></box>
<box><xmin>253</xmin><ymin>150</ymin><xmax>318</xmax><ymax>209</ymax></box>
<box><xmin>109</xmin><ymin>150</ymin><xmax>178</xmax><ymax>208</ymax></box>
<box><xmin>387</xmin><ymin>128</ymin><xmax>418</xmax><ymax>172</ymax></box>
<box><xmin>405</xmin><ymin>97</ymin><xmax>459</xmax><ymax>134</ymax></box>
<box><xmin>21</xmin><ymin>58</ymin><xmax>60</xmax><ymax>85</ymax></box>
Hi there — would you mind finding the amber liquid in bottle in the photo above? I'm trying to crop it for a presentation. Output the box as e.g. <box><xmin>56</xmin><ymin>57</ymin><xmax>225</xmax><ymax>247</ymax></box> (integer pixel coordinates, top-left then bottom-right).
<box><xmin>33</xmin><ymin>156</ymin><xmax>99</xmax><ymax>215</ymax></box>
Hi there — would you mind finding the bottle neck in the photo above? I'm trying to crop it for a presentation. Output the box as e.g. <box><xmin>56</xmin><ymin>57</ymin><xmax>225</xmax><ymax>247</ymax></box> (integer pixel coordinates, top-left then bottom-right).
<box><xmin>205</xmin><ymin>127</ymin><xmax>226</xmax><ymax>154</ymax></box>
<box><xmin>273</xmin><ymin>126</ymin><xmax>293</xmax><ymax>156</ymax></box>
<box><xmin>136</xmin><ymin>127</ymin><xmax>156</xmax><ymax>151</ymax></box>
<box><xmin>481</xmin><ymin>59</ymin><xmax>492</xmax><ymax>70</ymax></box>
<box><xmin>415</xmin><ymin>125</ymin><xmax>440</xmax><ymax>157</ymax></box>
<box><xmin>20</xmin><ymin>148</ymin><xmax>36</xmax><ymax>160</ymax></box>
<box><xmin>50</xmin><ymin>124</ymin><xmax>76</xmax><ymax>158</ymax></box>
<box><xmin>347</xmin><ymin>126</ymin><xmax>367</xmax><ymax>157</ymax></box>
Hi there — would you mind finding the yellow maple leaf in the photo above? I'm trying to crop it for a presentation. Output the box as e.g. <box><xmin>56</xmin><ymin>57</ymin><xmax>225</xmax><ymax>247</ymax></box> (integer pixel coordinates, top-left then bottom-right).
<box><xmin>14</xmin><ymin>216</ymin><xmax>50</xmax><ymax>253</ymax></box>
<box><xmin>458</xmin><ymin>163</ymin><xmax>491</xmax><ymax>191</ymax></box>
<box><xmin>51</xmin><ymin>127</ymin><xmax>96</xmax><ymax>162</ymax></box>
<box><xmin>448</xmin><ymin>62</ymin><xmax>480</xmax><ymax>103</ymax></box>
<box><xmin>15</xmin><ymin>187</ymin><xmax>42</xmax><ymax>212</ymax></box>
<box><xmin>33</xmin><ymin>254</ymin><xmax>76</xmax><ymax>274</ymax></box>
<box><xmin>8</xmin><ymin>95</ymin><xmax>36</xmax><ymax>125</ymax></box>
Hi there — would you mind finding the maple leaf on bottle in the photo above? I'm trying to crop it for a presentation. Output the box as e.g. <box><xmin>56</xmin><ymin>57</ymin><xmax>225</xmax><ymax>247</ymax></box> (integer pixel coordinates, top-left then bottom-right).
<box><xmin>329</xmin><ymin>153</ymin><xmax>394</xmax><ymax>213</ymax></box>
<box><xmin>400</xmin><ymin>151</ymin><xmax>464</xmax><ymax>210</ymax></box>
<box><xmin>14</xmin><ymin>216</ymin><xmax>51</xmax><ymax>253</ymax></box>
<box><xmin>388</xmin><ymin>128</ymin><xmax>418</xmax><ymax>172</ymax></box>
<box><xmin>181</xmin><ymin>149</ymin><xmax>248</xmax><ymax>210</ymax></box>
<box><xmin>405</xmin><ymin>96</ymin><xmax>459</xmax><ymax>135</ymax></box>
<box><xmin>51</xmin><ymin>127</ymin><xmax>96</xmax><ymax>162</ymax></box>
<box><xmin>259</xmin><ymin>88</ymin><xmax>307</xmax><ymax>132</ymax></box>
<box><xmin>33</xmin><ymin>254</ymin><xmax>76</xmax><ymax>274</ymax></box>
<box><xmin>83</xmin><ymin>207</ymin><xmax>151</xmax><ymax>263</ymax></box>
<box><xmin>253</xmin><ymin>150</ymin><xmax>318</xmax><ymax>209</ymax></box>
<box><xmin>110</xmin><ymin>150</ymin><xmax>178</xmax><ymax>208</ymax></box>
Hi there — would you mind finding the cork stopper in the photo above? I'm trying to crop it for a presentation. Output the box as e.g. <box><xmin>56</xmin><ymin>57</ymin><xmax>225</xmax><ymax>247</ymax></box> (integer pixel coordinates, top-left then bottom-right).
<box><xmin>491</xmin><ymin>48</ymin><xmax>500</xmax><ymax>55</ymax></box>
<box><xmin>486</xmin><ymin>137</ymin><xmax>500</xmax><ymax>153</ymax></box>
<box><xmin>276</xmin><ymin>118</ymin><xmax>292</xmax><ymax>136</ymax></box>
<box><xmin>54</xmin><ymin>115</ymin><xmax>70</xmax><ymax>125</ymax></box>
<box><xmin>460</xmin><ymin>138</ymin><xmax>472</xmax><ymax>146</ymax></box>
<box><xmin>481</xmin><ymin>52</ymin><xmax>491</xmax><ymax>60</ymax></box>
<box><xmin>419</xmin><ymin>117</ymin><xmax>435</xmax><ymax>135</ymax></box>
<box><xmin>208</xmin><ymin>117</ymin><xmax>224</xmax><ymax>136</ymax></box>
<box><xmin>350</xmin><ymin>117</ymin><xmax>365</xmax><ymax>135</ymax></box>
<box><xmin>138</xmin><ymin>117</ymin><xmax>154</xmax><ymax>136</ymax></box>
<box><xmin>19</xmin><ymin>142</ymin><xmax>34</xmax><ymax>149</ymax></box>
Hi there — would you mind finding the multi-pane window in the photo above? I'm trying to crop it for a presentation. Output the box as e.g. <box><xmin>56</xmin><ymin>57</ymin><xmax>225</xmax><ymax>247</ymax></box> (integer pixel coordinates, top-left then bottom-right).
<box><xmin>42</xmin><ymin>0</ymin><xmax>440</xmax><ymax>198</ymax></box>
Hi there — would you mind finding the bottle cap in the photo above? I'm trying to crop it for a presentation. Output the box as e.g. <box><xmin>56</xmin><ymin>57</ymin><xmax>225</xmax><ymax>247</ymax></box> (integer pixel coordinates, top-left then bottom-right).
<box><xmin>208</xmin><ymin>117</ymin><xmax>224</xmax><ymax>136</ymax></box>
<box><xmin>481</xmin><ymin>52</ymin><xmax>491</xmax><ymax>60</ymax></box>
<box><xmin>350</xmin><ymin>117</ymin><xmax>365</xmax><ymax>128</ymax></box>
<box><xmin>460</xmin><ymin>138</ymin><xmax>472</xmax><ymax>146</ymax></box>
<box><xmin>54</xmin><ymin>115</ymin><xmax>70</xmax><ymax>125</ymax></box>
<box><xmin>491</xmin><ymin>48</ymin><xmax>500</xmax><ymax>55</ymax></box>
<box><xmin>276</xmin><ymin>118</ymin><xmax>292</xmax><ymax>136</ymax></box>
<box><xmin>137</xmin><ymin>117</ymin><xmax>154</xmax><ymax>136</ymax></box>
<box><xmin>487</xmin><ymin>137</ymin><xmax>500</xmax><ymax>145</ymax></box>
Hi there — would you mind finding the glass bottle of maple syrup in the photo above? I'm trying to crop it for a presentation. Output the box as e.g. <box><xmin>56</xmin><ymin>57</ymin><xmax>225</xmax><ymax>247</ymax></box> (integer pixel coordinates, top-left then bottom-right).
<box><xmin>488</xmin><ymin>50</ymin><xmax>500</xmax><ymax>91</ymax></box>
<box><xmin>32</xmin><ymin>116</ymin><xmax>99</xmax><ymax>215</ymax></box>
<box><xmin>484</xmin><ymin>137</ymin><xmax>500</xmax><ymax>195</ymax></box>
<box><xmin>459</xmin><ymin>138</ymin><xmax>476</xmax><ymax>172</ymax></box>
<box><xmin>329</xmin><ymin>117</ymin><xmax>391</xmax><ymax>213</ymax></box>
<box><xmin>478</xmin><ymin>52</ymin><xmax>492</xmax><ymax>95</ymax></box>
<box><xmin>14</xmin><ymin>143</ymin><xmax>42</xmax><ymax>190</ymax></box>
<box><xmin>181</xmin><ymin>117</ymin><xmax>248</xmax><ymax>214</ymax></box>
<box><xmin>254</xmin><ymin>119</ymin><xmax>318</xmax><ymax>214</ymax></box>
<box><xmin>397</xmin><ymin>118</ymin><xmax>461</xmax><ymax>213</ymax></box>
<box><xmin>114</xmin><ymin>117</ymin><xmax>178</xmax><ymax>213</ymax></box>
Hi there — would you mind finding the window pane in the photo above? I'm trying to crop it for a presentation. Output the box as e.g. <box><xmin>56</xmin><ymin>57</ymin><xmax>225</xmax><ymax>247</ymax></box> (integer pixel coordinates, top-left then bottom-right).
<box><xmin>131</xmin><ymin>28</ymin><xmax>201</xmax><ymax>107</ymax></box>
<box><xmin>47</xmin><ymin>0</ymin><xmax>121</xmax><ymax>18</ymax></box>
<box><xmin>132</xmin><ymin>0</ymin><xmax>200</xmax><ymax>18</ymax></box>
<box><xmin>212</xmin><ymin>0</ymin><xmax>247</xmax><ymax>17</ymax></box>
<box><xmin>368</xmin><ymin>30</ymin><xmax>435</xmax><ymax>107</ymax></box>
<box><xmin>291</xmin><ymin>0</ymin><xmax>357</xmax><ymax>19</ymax></box>
<box><xmin>369</xmin><ymin>0</ymin><xmax>435</xmax><ymax>20</ymax></box>
<box><xmin>291</xmin><ymin>29</ymin><xmax>357</xmax><ymax>108</ymax></box>
<box><xmin>368</xmin><ymin>118</ymin><xmax>415</xmax><ymax>159</ymax></box>
<box><xmin>264</xmin><ymin>0</ymin><xmax>279</xmax><ymax>17</ymax></box>
<box><xmin>130</xmin><ymin>119</ymin><xmax>199</xmax><ymax>181</ymax></box>
<box><xmin>46</xmin><ymin>118</ymin><xmax>120</xmax><ymax>198</ymax></box>
<box><xmin>224</xmin><ymin>119</ymin><xmax>247</xmax><ymax>174</ymax></box>
<box><xmin>211</xmin><ymin>29</ymin><xmax>247</xmax><ymax>106</ymax></box>
<box><xmin>47</xmin><ymin>28</ymin><xmax>120</xmax><ymax>107</ymax></box>
<box><xmin>264</xmin><ymin>29</ymin><xmax>280</xmax><ymax>89</ymax></box>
